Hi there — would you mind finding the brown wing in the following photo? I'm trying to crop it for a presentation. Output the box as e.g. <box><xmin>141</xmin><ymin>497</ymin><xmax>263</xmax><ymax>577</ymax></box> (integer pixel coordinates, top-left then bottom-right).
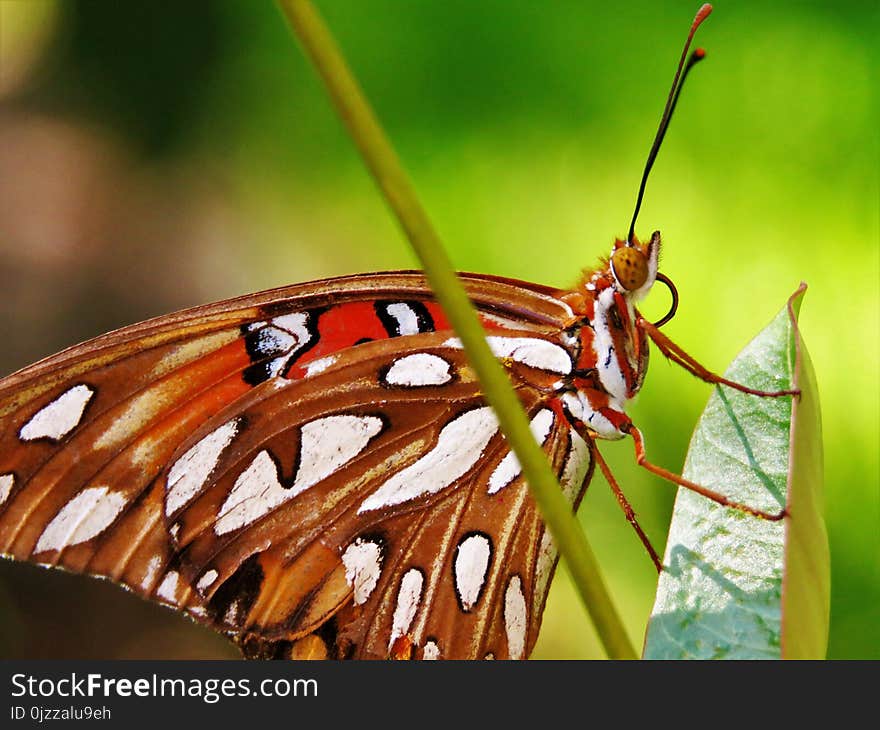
<box><xmin>0</xmin><ymin>272</ymin><xmax>581</xmax><ymax>659</ymax></box>
<box><xmin>154</xmin><ymin>333</ymin><xmax>593</xmax><ymax>659</ymax></box>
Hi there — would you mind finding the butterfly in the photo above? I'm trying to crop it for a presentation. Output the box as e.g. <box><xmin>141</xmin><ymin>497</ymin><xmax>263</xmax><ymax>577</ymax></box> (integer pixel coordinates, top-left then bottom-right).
<box><xmin>0</xmin><ymin>4</ymin><xmax>788</xmax><ymax>660</ymax></box>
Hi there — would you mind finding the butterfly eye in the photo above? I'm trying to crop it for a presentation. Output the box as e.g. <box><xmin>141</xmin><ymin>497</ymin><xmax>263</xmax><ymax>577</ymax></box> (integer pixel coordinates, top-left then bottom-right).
<box><xmin>611</xmin><ymin>247</ymin><xmax>649</xmax><ymax>291</ymax></box>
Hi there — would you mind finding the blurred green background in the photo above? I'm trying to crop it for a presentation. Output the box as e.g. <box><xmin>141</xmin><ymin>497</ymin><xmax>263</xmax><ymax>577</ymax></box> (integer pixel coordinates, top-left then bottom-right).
<box><xmin>0</xmin><ymin>0</ymin><xmax>876</xmax><ymax>659</ymax></box>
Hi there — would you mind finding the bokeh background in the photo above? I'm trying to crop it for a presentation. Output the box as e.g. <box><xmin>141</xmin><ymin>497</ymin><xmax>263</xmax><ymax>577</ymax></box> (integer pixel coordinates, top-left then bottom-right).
<box><xmin>0</xmin><ymin>0</ymin><xmax>876</xmax><ymax>659</ymax></box>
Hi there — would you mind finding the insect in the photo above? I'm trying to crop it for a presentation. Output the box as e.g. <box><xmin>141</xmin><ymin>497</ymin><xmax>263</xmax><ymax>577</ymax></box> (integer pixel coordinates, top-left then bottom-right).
<box><xmin>0</xmin><ymin>5</ymin><xmax>792</xmax><ymax>660</ymax></box>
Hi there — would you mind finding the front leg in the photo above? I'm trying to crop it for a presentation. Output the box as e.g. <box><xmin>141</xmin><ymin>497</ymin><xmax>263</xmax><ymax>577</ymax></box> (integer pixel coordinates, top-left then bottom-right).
<box><xmin>638</xmin><ymin>317</ymin><xmax>800</xmax><ymax>398</ymax></box>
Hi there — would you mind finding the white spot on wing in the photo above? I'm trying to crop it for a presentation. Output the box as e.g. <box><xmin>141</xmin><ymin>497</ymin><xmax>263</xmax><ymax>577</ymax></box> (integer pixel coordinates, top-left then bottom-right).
<box><xmin>248</xmin><ymin>313</ymin><xmax>314</xmax><ymax>379</ymax></box>
<box><xmin>504</xmin><ymin>575</ymin><xmax>528</xmax><ymax>659</ymax></box>
<box><xmin>305</xmin><ymin>355</ymin><xmax>336</xmax><ymax>376</ymax></box>
<box><xmin>534</xmin><ymin>429</ymin><xmax>592</xmax><ymax>613</ymax></box>
<box><xmin>454</xmin><ymin>533</ymin><xmax>492</xmax><ymax>611</ymax></box>
<box><xmin>0</xmin><ymin>473</ymin><xmax>14</xmax><ymax>506</ymax></box>
<box><xmin>272</xmin><ymin>312</ymin><xmax>311</xmax><ymax>344</ymax></box>
<box><xmin>215</xmin><ymin>415</ymin><xmax>382</xmax><ymax>535</ymax></box>
<box><xmin>214</xmin><ymin>451</ymin><xmax>282</xmax><ymax>535</ymax></box>
<box><xmin>534</xmin><ymin>530</ymin><xmax>557</xmax><ymax>616</ymax></box>
<box><xmin>20</xmin><ymin>384</ymin><xmax>94</xmax><ymax>441</ymax></box>
<box><xmin>141</xmin><ymin>555</ymin><xmax>162</xmax><ymax>590</ymax></box>
<box><xmin>166</xmin><ymin>419</ymin><xmax>240</xmax><ymax>516</ymax></box>
<box><xmin>294</xmin><ymin>415</ymin><xmax>384</xmax><ymax>493</ymax></box>
<box><xmin>390</xmin><ymin>568</ymin><xmax>424</xmax><ymax>649</ymax></box>
<box><xmin>224</xmin><ymin>600</ymin><xmax>241</xmax><ymax>625</ymax></box>
<box><xmin>422</xmin><ymin>641</ymin><xmax>440</xmax><ymax>660</ymax></box>
<box><xmin>263</xmin><ymin>357</ymin><xmax>287</xmax><ymax>378</ymax></box>
<box><xmin>444</xmin><ymin>336</ymin><xmax>571</xmax><ymax>374</ymax></box>
<box><xmin>385</xmin><ymin>303</ymin><xmax>420</xmax><ymax>335</ymax></box>
<box><xmin>384</xmin><ymin>353</ymin><xmax>452</xmax><ymax>387</ymax></box>
<box><xmin>359</xmin><ymin>407</ymin><xmax>499</xmax><ymax>513</ymax></box>
<box><xmin>487</xmin><ymin>409</ymin><xmax>554</xmax><ymax>494</ymax></box>
<box><xmin>197</xmin><ymin>569</ymin><xmax>219</xmax><ymax>592</ymax></box>
<box><xmin>488</xmin><ymin>453</ymin><xmax>521</xmax><ymax>495</ymax></box>
<box><xmin>561</xmin><ymin>428</ymin><xmax>591</xmax><ymax>502</ymax></box>
<box><xmin>253</xmin><ymin>326</ymin><xmax>296</xmax><ymax>357</ymax></box>
<box><xmin>156</xmin><ymin>571</ymin><xmax>180</xmax><ymax>602</ymax></box>
<box><xmin>34</xmin><ymin>486</ymin><xmax>128</xmax><ymax>553</ymax></box>
<box><xmin>342</xmin><ymin>538</ymin><xmax>383</xmax><ymax>605</ymax></box>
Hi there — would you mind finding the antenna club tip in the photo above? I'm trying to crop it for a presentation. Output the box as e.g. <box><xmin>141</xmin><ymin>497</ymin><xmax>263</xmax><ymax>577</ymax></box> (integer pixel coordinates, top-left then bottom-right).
<box><xmin>695</xmin><ymin>4</ymin><xmax>713</xmax><ymax>26</ymax></box>
<box><xmin>694</xmin><ymin>47</ymin><xmax>707</xmax><ymax>59</ymax></box>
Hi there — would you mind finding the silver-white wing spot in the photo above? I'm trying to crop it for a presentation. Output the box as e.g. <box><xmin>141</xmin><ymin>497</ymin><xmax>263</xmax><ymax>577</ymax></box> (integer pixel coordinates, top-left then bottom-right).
<box><xmin>224</xmin><ymin>600</ymin><xmax>242</xmax><ymax>625</ymax></box>
<box><xmin>214</xmin><ymin>451</ymin><xmax>283</xmax><ymax>536</ymax></box>
<box><xmin>422</xmin><ymin>641</ymin><xmax>441</xmax><ymax>660</ymax></box>
<box><xmin>444</xmin><ymin>336</ymin><xmax>572</xmax><ymax>375</ymax></box>
<box><xmin>534</xmin><ymin>530</ymin><xmax>557</xmax><ymax>618</ymax></box>
<box><xmin>19</xmin><ymin>384</ymin><xmax>94</xmax><ymax>442</ymax></box>
<box><xmin>156</xmin><ymin>571</ymin><xmax>181</xmax><ymax>603</ymax></box>
<box><xmin>259</xmin><ymin>313</ymin><xmax>314</xmax><ymax>377</ymax></box>
<box><xmin>504</xmin><ymin>575</ymin><xmax>528</xmax><ymax>660</ymax></box>
<box><xmin>384</xmin><ymin>353</ymin><xmax>452</xmax><ymax>387</ymax></box>
<box><xmin>252</xmin><ymin>326</ymin><xmax>297</xmax><ymax>357</ymax></box>
<box><xmin>166</xmin><ymin>419</ymin><xmax>240</xmax><ymax>517</ymax></box>
<box><xmin>454</xmin><ymin>533</ymin><xmax>492</xmax><ymax>612</ymax></box>
<box><xmin>342</xmin><ymin>537</ymin><xmax>384</xmax><ymax>605</ymax></box>
<box><xmin>272</xmin><ymin>312</ymin><xmax>312</xmax><ymax>343</ymax></box>
<box><xmin>141</xmin><ymin>555</ymin><xmax>163</xmax><ymax>591</ymax></box>
<box><xmin>0</xmin><ymin>473</ymin><xmax>14</xmax><ymax>506</ymax></box>
<box><xmin>215</xmin><ymin>413</ymin><xmax>383</xmax><ymax>536</ymax></box>
<box><xmin>305</xmin><ymin>355</ymin><xmax>336</xmax><ymax>376</ymax></box>
<box><xmin>384</xmin><ymin>303</ymin><xmax>420</xmax><ymax>335</ymax></box>
<box><xmin>359</xmin><ymin>407</ymin><xmax>498</xmax><ymax>513</ymax></box>
<box><xmin>560</xmin><ymin>428</ymin><xmax>591</xmax><ymax>502</ymax></box>
<box><xmin>488</xmin><ymin>408</ymin><xmax>554</xmax><ymax>494</ymax></box>
<box><xmin>390</xmin><ymin>568</ymin><xmax>424</xmax><ymax>650</ymax></box>
<box><xmin>197</xmin><ymin>569</ymin><xmax>219</xmax><ymax>592</ymax></box>
<box><xmin>293</xmin><ymin>415</ymin><xmax>384</xmax><ymax>493</ymax></box>
<box><xmin>534</xmin><ymin>429</ymin><xmax>592</xmax><ymax>613</ymax></box>
<box><xmin>34</xmin><ymin>486</ymin><xmax>127</xmax><ymax>554</ymax></box>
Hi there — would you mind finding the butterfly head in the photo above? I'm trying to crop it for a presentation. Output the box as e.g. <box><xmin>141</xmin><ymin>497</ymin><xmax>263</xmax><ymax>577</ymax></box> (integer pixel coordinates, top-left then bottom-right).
<box><xmin>609</xmin><ymin>231</ymin><xmax>661</xmax><ymax>301</ymax></box>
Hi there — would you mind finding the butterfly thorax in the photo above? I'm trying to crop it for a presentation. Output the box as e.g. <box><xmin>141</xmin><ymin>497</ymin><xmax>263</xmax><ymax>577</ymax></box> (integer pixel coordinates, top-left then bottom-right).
<box><xmin>553</xmin><ymin>232</ymin><xmax>660</xmax><ymax>441</ymax></box>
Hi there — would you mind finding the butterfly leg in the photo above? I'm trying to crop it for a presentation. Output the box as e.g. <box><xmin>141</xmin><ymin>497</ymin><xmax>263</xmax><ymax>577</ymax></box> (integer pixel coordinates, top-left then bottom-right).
<box><xmin>591</xmin><ymin>442</ymin><xmax>663</xmax><ymax>573</ymax></box>
<box><xmin>637</xmin><ymin>317</ymin><xmax>800</xmax><ymax>398</ymax></box>
<box><xmin>626</xmin><ymin>425</ymin><xmax>787</xmax><ymax>521</ymax></box>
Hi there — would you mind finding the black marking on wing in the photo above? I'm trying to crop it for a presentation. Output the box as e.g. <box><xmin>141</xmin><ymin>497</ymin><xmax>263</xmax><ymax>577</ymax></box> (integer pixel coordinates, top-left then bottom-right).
<box><xmin>208</xmin><ymin>553</ymin><xmax>264</xmax><ymax>621</ymax></box>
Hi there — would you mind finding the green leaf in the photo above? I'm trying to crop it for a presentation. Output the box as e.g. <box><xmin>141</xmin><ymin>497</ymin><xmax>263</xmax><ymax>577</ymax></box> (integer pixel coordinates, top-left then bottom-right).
<box><xmin>643</xmin><ymin>285</ymin><xmax>829</xmax><ymax>659</ymax></box>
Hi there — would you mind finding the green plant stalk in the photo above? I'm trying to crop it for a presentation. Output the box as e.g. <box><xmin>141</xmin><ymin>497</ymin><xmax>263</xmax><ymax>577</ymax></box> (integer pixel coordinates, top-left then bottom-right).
<box><xmin>276</xmin><ymin>0</ymin><xmax>635</xmax><ymax>660</ymax></box>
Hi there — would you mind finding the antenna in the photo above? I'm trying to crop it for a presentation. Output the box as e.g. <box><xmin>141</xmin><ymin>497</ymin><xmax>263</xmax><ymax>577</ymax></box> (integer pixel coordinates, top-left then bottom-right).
<box><xmin>627</xmin><ymin>4</ymin><xmax>712</xmax><ymax>245</ymax></box>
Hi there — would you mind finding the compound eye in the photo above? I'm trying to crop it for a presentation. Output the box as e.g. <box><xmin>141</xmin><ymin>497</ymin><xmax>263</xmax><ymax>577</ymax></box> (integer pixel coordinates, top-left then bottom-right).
<box><xmin>611</xmin><ymin>247</ymin><xmax>648</xmax><ymax>291</ymax></box>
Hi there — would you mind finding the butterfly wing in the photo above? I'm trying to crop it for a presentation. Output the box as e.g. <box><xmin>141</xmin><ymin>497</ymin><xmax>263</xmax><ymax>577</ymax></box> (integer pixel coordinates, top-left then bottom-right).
<box><xmin>0</xmin><ymin>272</ymin><xmax>584</xmax><ymax>659</ymax></box>
<box><xmin>157</xmin><ymin>333</ymin><xmax>593</xmax><ymax>659</ymax></box>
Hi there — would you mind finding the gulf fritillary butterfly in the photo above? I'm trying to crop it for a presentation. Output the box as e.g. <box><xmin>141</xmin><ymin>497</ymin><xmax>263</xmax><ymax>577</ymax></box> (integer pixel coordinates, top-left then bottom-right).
<box><xmin>0</xmin><ymin>4</ymin><xmax>791</xmax><ymax>660</ymax></box>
